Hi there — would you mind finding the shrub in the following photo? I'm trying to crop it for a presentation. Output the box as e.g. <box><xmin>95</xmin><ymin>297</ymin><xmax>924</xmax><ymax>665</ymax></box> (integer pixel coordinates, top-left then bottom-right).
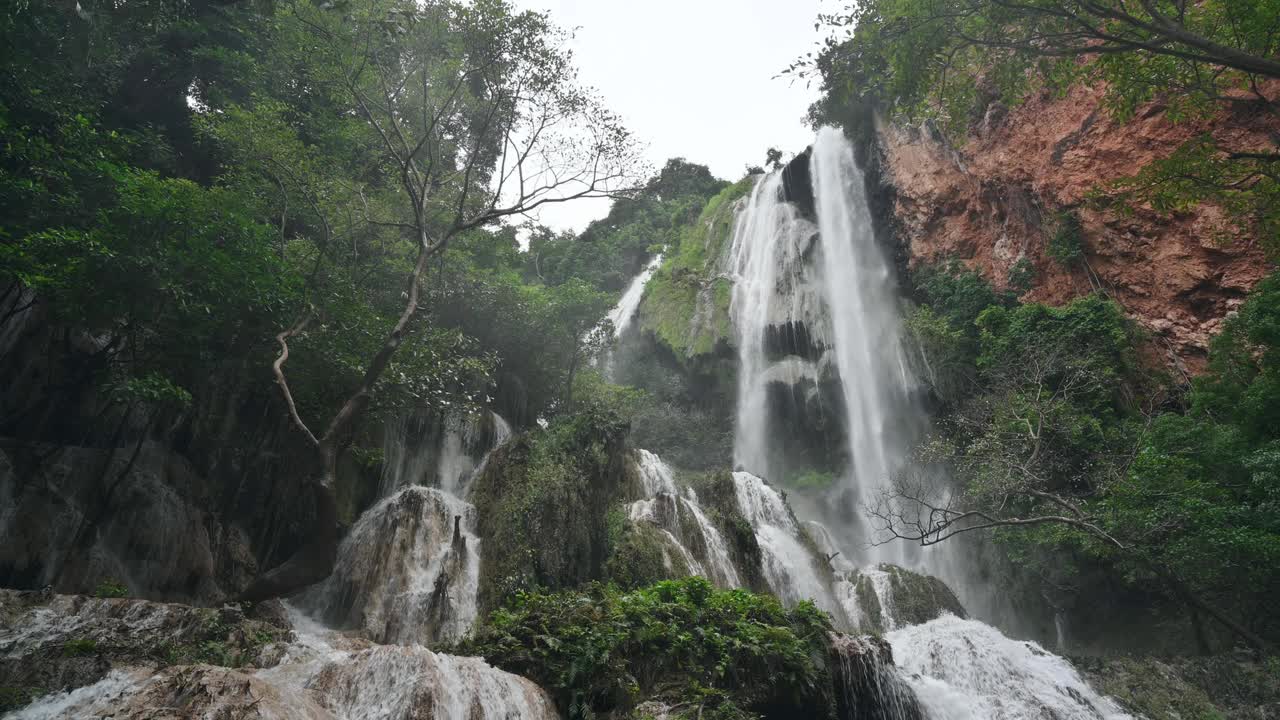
<box><xmin>1048</xmin><ymin>211</ymin><xmax>1085</xmax><ymax>266</ymax></box>
<box><xmin>457</xmin><ymin>577</ymin><xmax>834</xmax><ymax>719</ymax></box>
<box><xmin>62</xmin><ymin>638</ymin><xmax>98</xmax><ymax>657</ymax></box>
<box><xmin>93</xmin><ymin>578</ymin><xmax>129</xmax><ymax>599</ymax></box>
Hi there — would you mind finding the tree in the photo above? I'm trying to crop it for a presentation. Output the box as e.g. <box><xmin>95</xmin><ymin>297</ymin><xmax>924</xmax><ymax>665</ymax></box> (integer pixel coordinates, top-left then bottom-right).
<box><xmin>239</xmin><ymin>0</ymin><xmax>644</xmax><ymax>599</ymax></box>
<box><xmin>793</xmin><ymin>0</ymin><xmax>1280</xmax><ymax>250</ymax></box>
<box><xmin>873</xmin><ymin>289</ymin><xmax>1280</xmax><ymax>651</ymax></box>
<box><xmin>544</xmin><ymin>279</ymin><xmax>614</xmax><ymax>410</ymax></box>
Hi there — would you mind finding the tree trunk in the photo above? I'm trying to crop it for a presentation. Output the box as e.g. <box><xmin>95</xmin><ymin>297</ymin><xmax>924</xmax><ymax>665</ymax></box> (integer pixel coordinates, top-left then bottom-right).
<box><xmin>1161</xmin><ymin>569</ymin><xmax>1272</xmax><ymax>654</ymax></box>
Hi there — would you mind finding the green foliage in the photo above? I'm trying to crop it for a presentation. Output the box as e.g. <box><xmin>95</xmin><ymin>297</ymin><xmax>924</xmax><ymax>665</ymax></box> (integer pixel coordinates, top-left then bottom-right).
<box><xmin>911</xmin><ymin>259</ymin><xmax>1011</xmax><ymax>337</ymax></box>
<box><xmin>911</xmin><ymin>266</ymin><xmax>1280</xmax><ymax>642</ymax></box>
<box><xmin>1047</xmin><ymin>211</ymin><xmax>1085</xmax><ymax>267</ymax></box>
<box><xmin>1100</xmin><ymin>136</ymin><xmax>1280</xmax><ymax>256</ymax></box>
<box><xmin>62</xmin><ymin>638</ymin><xmax>98</xmax><ymax>657</ymax></box>
<box><xmin>0</xmin><ymin>686</ymin><xmax>46</xmax><ymax>713</ymax></box>
<box><xmin>530</xmin><ymin>158</ymin><xmax>728</xmax><ymax>292</ymax></box>
<box><xmin>639</xmin><ymin>177</ymin><xmax>755</xmax><ymax>362</ymax></box>
<box><xmin>605</xmin><ymin>521</ymin><xmax>690</xmax><ymax>590</ymax></box>
<box><xmin>799</xmin><ymin>0</ymin><xmax>1280</xmax><ymax>254</ymax></box>
<box><xmin>1007</xmin><ymin>257</ymin><xmax>1036</xmax><ymax>295</ymax></box>
<box><xmin>93</xmin><ymin>578</ymin><xmax>129</xmax><ymax>599</ymax></box>
<box><xmin>470</xmin><ymin>407</ymin><xmax>632</xmax><ymax>613</ymax></box>
<box><xmin>457</xmin><ymin>577</ymin><xmax>834</xmax><ymax>720</ymax></box>
<box><xmin>1097</xmin><ymin>274</ymin><xmax>1280</xmax><ymax>628</ymax></box>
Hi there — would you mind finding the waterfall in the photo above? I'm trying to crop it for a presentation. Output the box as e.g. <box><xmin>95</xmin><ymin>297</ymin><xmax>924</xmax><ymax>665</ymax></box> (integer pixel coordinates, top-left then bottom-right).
<box><xmin>810</xmin><ymin>126</ymin><xmax>924</xmax><ymax>565</ymax></box>
<box><xmin>304</xmin><ymin>410</ymin><xmax>510</xmax><ymax>646</ymax></box>
<box><xmin>302</xmin><ymin>486</ymin><xmax>481</xmax><ymax>645</ymax></box>
<box><xmin>11</xmin><ymin>603</ymin><xmax>559</xmax><ymax>720</ymax></box>
<box><xmin>627</xmin><ymin>449</ymin><xmax>742</xmax><ymax>588</ymax></box>
<box><xmin>381</xmin><ymin>411</ymin><xmax>510</xmax><ymax>499</ymax></box>
<box><xmin>829</xmin><ymin>634</ymin><xmax>923</xmax><ymax>720</ymax></box>
<box><xmin>888</xmin><ymin>615</ymin><xmax>1134</xmax><ymax>720</ymax></box>
<box><xmin>723</xmin><ymin>127</ymin><xmax>1133</xmax><ymax>718</ymax></box>
<box><xmin>730</xmin><ymin>471</ymin><xmax>842</xmax><ymax>619</ymax></box>
<box><xmin>608</xmin><ymin>253</ymin><xmax>664</xmax><ymax>338</ymax></box>
<box><xmin>728</xmin><ymin>173</ymin><xmax>820</xmax><ymax>480</ymax></box>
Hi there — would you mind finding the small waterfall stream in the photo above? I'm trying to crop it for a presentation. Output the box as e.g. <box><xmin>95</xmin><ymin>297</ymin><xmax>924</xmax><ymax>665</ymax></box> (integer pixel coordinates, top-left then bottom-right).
<box><xmin>12</xmin><ymin>602</ymin><xmax>559</xmax><ymax>720</ymax></box>
<box><xmin>304</xmin><ymin>410</ymin><xmax>510</xmax><ymax>645</ymax></box>
<box><xmin>608</xmin><ymin>253</ymin><xmax>664</xmax><ymax>338</ymax></box>
<box><xmin>627</xmin><ymin>449</ymin><xmax>742</xmax><ymax>588</ymax></box>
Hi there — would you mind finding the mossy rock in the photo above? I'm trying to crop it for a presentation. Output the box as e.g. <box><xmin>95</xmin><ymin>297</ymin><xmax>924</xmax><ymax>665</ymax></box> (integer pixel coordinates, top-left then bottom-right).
<box><xmin>879</xmin><ymin>564</ymin><xmax>966</xmax><ymax>627</ymax></box>
<box><xmin>683</xmin><ymin>470</ymin><xmax>768</xmax><ymax>594</ymax></box>
<box><xmin>606</xmin><ymin>521</ymin><xmax>692</xmax><ymax>590</ymax></box>
<box><xmin>638</xmin><ymin>177</ymin><xmax>755</xmax><ymax>365</ymax></box>
<box><xmin>843</xmin><ymin>565</ymin><xmax>965</xmax><ymax>634</ymax></box>
<box><xmin>469</xmin><ymin>420</ymin><xmax>632</xmax><ymax>615</ymax></box>
<box><xmin>0</xmin><ymin>590</ymin><xmax>290</xmax><ymax>713</ymax></box>
<box><xmin>1077</xmin><ymin>654</ymin><xmax>1280</xmax><ymax>720</ymax></box>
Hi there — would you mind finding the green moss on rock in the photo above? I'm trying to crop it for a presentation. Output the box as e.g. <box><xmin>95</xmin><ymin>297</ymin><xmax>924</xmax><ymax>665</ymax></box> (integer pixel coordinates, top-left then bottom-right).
<box><xmin>879</xmin><ymin>564</ymin><xmax>966</xmax><ymax>627</ymax></box>
<box><xmin>684</xmin><ymin>470</ymin><xmax>769</xmax><ymax>594</ymax></box>
<box><xmin>1077</xmin><ymin>654</ymin><xmax>1280</xmax><ymax>720</ymax></box>
<box><xmin>469</xmin><ymin>417</ymin><xmax>632</xmax><ymax>615</ymax></box>
<box><xmin>606</xmin><ymin>520</ymin><xmax>692</xmax><ymax>590</ymax></box>
<box><xmin>638</xmin><ymin>177</ymin><xmax>755</xmax><ymax>364</ymax></box>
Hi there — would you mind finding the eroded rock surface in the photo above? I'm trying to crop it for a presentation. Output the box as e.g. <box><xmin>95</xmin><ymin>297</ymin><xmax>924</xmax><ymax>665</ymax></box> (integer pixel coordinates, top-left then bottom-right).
<box><xmin>880</xmin><ymin>82</ymin><xmax>1275</xmax><ymax>370</ymax></box>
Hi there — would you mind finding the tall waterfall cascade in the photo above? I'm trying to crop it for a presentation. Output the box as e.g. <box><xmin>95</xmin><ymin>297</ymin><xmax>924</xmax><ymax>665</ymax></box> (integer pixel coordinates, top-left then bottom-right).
<box><xmin>718</xmin><ymin>127</ymin><xmax>1135</xmax><ymax>720</ymax></box>
<box><xmin>3</xmin><ymin>129</ymin><xmax>1142</xmax><ymax>720</ymax></box>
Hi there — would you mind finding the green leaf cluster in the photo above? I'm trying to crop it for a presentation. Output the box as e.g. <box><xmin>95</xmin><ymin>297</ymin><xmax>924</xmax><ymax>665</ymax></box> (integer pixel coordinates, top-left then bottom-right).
<box><xmin>457</xmin><ymin>577</ymin><xmax>835</xmax><ymax>720</ymax></box>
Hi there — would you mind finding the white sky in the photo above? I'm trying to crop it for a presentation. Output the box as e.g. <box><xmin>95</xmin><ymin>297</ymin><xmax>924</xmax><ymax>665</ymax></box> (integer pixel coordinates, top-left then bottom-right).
<box><xmin>510</xmin><ymin>0</ymin><xmax>827</xmax><ymax>232</ymax></box>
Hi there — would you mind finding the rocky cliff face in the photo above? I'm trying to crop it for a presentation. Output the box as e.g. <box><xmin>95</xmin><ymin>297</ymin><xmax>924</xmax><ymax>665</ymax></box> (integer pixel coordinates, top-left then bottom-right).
<box><xmin>878</xmin><ymin>83</ymin><xmax>1274</xmax><ymax>372</ymax></box>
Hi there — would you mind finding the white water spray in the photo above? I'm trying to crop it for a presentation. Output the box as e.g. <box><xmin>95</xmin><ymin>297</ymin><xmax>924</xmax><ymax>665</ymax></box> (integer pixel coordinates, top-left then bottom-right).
<box><xmin>628</xmin><ymin>450</ymin><xmax>742</xmax><ymax>588</ymax></box>
<box><xmin>723</xmin><ymin>128</ymin><xmax>1133</xmax><ymax>718</ymax></box>
<box><xmin>810</xmin><ymin>126</ymin><xmax>924</xmax><ymax>565</ymax></box>
<box><xmin>889</xmin><ymin>615</ymin><xmax>1134</xmax><ymax>720</ymax></box>
<box><xmin>608</xmin><ymin>253</ymin><xmax>664</xmax><ymax>338</ymax></box>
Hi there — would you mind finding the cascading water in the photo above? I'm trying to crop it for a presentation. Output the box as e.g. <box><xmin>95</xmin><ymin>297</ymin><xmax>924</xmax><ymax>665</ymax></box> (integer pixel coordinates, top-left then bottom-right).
<box><xmin>302</xmin><ymin>486</ymin><xmax>481</xmax><ymax>645</ymax></box>
<box><xmin>728</xmin><ymin>172</ymin><xmax>822</xmax><ymax>481</ymax></box>
<box><xmin>727</xmin><ymin>129</ymin><xmax>926</xmax><ymax>566</ymax></box>
<box><xmin>810</xmin><ymin>126</ymin><xmax>925</xmax><ymax>565</ymax></box>
<box><xmin>725</xmin><ymin>128</ymin><xmax>1134</xmax><ymax>719</ymax></box>
<box><xmin>608</xmin><ymin>253</ymin><xmax>664</xmax><ymax>338</ymax></box>
<box><xmin>731</xmin><ymin>471</ymin><xmax>844</xmax><ymax>620</ymax></box>
<box><xmin>303</xmin><ymin>410</ymin><xmax>510</xmax><ymax>646</ymax></box>
<box><xmin>627</xmin><ymin>449</ymin><xmax>742</xmax><ymax>588</ymax></box>
<box><xmin>888</xmin><ymin>615</ymin><xmax>1134</xmax><ymax>720</ymax></box>
<box><xmin>12</xmin><ymin>603</ymin><xmax>559</xmax><ymax>720</ymax></box>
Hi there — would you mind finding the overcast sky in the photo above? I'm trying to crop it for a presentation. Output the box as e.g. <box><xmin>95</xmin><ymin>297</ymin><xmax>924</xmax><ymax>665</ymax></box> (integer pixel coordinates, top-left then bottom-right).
<box><xmin>510</xmin><ymin>0</ymin><xmax>827</xmax><ymax>232</ymax></box>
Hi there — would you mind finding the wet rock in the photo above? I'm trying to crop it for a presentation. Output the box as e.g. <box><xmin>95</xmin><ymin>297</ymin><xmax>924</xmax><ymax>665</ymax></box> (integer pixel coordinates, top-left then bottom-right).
<box><xmin>877</xmin><ymin>564</ymin><xmax>966</xmax><ymax>627</ymax></box>
<box><xmin>0</xmin><ymin>589</ymin><xmax>291</xmax><ymax>711</ymax></box>
<box><xmin>1077</xmin><ymin>654</ymin><xmax>1280</xmax><ymax>720</ymax></box>
<box><xmin>782</xmin><ymin>147</ymin><xmax>816</xmax><ymax>219</ymax></box>
<box><xmin>298</xmin><ymin>485</ymin><xmax>480</xmax><ymax>646</ymax></box>
<box><xmin>309</xmin><ymin>645</ymin><xmax>559</xmax><ymax>720</ymax></box>
<box><xmin>829</xmin><ymin>634</ymin><xmax>923</xmax><ymax>720</ymax></box>
<box><xmin>0</xmin><ymin>441</ymin><xmax>222</xmax><ymax>602</ymax></box>
<box><xmin>151</xmin><ymin>665</ymin><xmax>334</xmax><ymax>719</ymax></box>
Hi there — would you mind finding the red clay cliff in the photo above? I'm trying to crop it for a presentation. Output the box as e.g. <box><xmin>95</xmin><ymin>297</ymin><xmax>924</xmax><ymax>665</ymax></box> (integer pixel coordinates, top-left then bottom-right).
<box><xmin>879</xmin><ymin>81</ymin><xmax>1276</xmax><ymax>372</ymax></box>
